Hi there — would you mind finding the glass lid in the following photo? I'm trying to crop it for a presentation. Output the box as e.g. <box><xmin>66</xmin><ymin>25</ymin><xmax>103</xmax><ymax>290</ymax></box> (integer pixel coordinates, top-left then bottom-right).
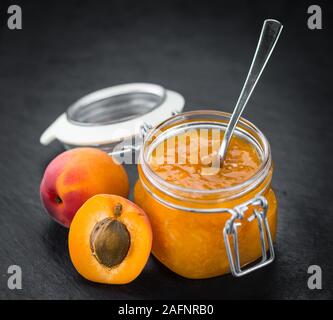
<box><xmin>39</xmin><ymin>83</ymin><xmax>185</xmax><ymax>148</ymax></box>
<box><xmin>66</xmin><ymin>84</ymin><xmax>166</xmax><ymax>126</ymax></box>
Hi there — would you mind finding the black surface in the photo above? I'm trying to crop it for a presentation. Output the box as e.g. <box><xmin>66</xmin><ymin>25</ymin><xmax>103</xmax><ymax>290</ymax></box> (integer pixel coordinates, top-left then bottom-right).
<box><xmin>0</xmin><ymin>0</ymin><xmax>332</xmax><ymax>299</ymax></box>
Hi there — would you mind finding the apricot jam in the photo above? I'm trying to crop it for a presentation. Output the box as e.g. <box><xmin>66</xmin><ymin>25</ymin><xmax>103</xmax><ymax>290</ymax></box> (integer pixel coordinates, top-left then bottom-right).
<box><xmin>149</xmin><ymin>130</ymin><xmax>261</xmax><ymax>190</ymax></box>
<box><xmin>134</xmin><ymin>110</ymin><xmax>277</xmax><ymax>279</ymax></box>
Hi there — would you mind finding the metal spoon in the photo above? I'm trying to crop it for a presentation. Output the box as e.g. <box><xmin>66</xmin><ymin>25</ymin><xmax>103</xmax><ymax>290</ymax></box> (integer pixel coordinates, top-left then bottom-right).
<box><xmin>217</xmin><ymin>19</ymin><xmax>283</xmax><ymax>166</ymax></box>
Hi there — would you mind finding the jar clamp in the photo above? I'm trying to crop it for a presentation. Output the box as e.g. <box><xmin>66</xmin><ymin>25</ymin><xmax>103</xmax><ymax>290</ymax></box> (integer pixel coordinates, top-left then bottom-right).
<box><xmin>223</xmin><ymin>196</ymin><xmax>275</xmax><ymax>277</ymax></box>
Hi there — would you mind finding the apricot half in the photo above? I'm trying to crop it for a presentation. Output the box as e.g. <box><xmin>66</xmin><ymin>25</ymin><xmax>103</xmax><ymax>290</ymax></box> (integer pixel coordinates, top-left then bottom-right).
<box><xmin>68</xmin><ymin>194</ymin><xmax>152</xmax><ymax>284</ymax></box>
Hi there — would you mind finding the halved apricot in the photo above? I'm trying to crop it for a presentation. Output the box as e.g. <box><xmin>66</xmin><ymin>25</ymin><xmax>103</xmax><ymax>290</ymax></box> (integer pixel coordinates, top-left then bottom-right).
<box><xmin>68</xmin><ymin>194</ymin><xmax>152</xmax><ymax>284</ymax></box>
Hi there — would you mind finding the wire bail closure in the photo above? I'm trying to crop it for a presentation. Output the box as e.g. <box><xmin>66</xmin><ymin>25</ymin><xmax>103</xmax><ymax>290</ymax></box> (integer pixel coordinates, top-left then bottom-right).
<box><xmin>223</xmin><ymin>196</ymin><xmax>275</xmax><ymax>277</ymax></box>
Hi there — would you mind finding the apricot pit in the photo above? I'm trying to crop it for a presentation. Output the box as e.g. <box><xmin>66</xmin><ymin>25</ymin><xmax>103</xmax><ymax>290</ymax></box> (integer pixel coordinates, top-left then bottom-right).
<box><xmin>90</xmin><ymin>204</ymin><xmax>130</xmax><ymax>268</ymax></box>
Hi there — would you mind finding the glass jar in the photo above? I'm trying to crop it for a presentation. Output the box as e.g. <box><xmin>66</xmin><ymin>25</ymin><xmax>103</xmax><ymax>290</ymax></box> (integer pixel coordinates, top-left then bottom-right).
<box><xmin>134</xmin><ymin>110</ymin><xmax>277</xmax><ymax>278</ymax></box>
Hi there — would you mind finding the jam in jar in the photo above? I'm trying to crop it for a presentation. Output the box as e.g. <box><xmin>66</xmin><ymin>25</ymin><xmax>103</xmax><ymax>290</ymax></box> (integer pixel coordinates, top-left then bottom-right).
<box><xmin>134</xmin><ymin>110</ymin><xmax>277</xmax><ymax>278</ymax></box>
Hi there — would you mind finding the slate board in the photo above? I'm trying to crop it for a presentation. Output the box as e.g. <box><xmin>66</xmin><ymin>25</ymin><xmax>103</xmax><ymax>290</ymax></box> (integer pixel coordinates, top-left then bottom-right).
<box><xmin>0</xmin><ymin>0</ymin><xmax>332</xmax><ymax>299</ymax></box>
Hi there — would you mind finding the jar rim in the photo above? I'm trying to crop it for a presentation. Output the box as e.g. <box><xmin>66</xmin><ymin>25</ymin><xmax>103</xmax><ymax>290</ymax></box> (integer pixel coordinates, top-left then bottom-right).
<box><xmin>139</xmin><ymin>110</ymin><xmax>272</xmax><ymax>199</ymax></box>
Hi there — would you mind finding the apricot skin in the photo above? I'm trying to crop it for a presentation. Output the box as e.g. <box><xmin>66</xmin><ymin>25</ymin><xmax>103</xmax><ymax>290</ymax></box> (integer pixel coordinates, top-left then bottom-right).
<box><xmin>68</xmin><ymin>194</ymin><xmax>153</xmax><ymax>284</ymax></box>
<box><xmin>40</xmin><ymin>148</ymin><xmax>129</xmax><ymax>228</ymax></box>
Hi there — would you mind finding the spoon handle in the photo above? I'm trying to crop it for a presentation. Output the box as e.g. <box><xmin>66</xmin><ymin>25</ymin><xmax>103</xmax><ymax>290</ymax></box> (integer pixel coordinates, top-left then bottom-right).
<box><xmin>218</xmin><ymin>19</ymin><xmax>283</xmax><ymax>163</ymax></box>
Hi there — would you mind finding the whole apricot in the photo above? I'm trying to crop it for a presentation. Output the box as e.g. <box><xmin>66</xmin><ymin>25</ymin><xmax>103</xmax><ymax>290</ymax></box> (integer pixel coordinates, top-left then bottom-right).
<box><xmin>68</xmin><ymin>194</ymin><xmax>152</xmax><ymax>284</ymax></box>
<box><xmin>40</xmin><ymin>148</ymin><xmax>129</xmax><ymax>227</ymax></box>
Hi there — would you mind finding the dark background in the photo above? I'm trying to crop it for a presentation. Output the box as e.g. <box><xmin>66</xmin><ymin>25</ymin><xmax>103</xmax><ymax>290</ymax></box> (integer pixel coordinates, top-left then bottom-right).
<box><xmin>0</xmin><ymin>0</ymin><xmax>332</xmax><ymax>299</ymax></box>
